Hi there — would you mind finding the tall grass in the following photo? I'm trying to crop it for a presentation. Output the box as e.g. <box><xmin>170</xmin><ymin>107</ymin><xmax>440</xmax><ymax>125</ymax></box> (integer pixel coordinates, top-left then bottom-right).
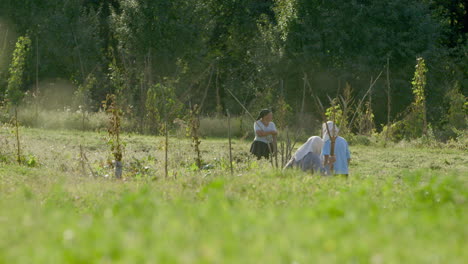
<box><xmin>1</xmin><ymin>108</ymin><xmax>266</xmax><ymax>138</ymax></box>
<box><xmin>1</xmin><ymin>108</ymin><xmax>466</xmax><ymax>151</ymax></box>
<box><xmin>0</xmin><ymin>165</ymin><xmax>466</xmax><ymax>263</ymax></box>
<box><xmin>0</xmin><ymin>127</ymin><xmax>467</xmax><ymax>262</ymax></box>
<box><xmin>198</xmin><ymin>115</ymin><xmax>250</xmax><ymax>138</ymax></box>
<box><xmin>0</xmin><ymin>107</ymin><xmax>131</xmax><ymax>132</ymax></box>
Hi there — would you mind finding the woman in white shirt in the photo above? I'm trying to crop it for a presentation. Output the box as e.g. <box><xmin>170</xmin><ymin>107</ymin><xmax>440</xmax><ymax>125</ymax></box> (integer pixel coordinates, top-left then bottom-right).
<box><xmin>249</xmin><ymin>109</ymin><xmax>278</xmax><ymax>159</ymax></box>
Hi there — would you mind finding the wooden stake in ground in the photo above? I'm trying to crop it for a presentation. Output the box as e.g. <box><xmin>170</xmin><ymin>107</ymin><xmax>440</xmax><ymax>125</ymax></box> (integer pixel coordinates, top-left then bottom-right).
<box><xmin>227</xmin><ymin>109</ymin><xmax>233</xmax><ymax>175</ymax></box>
<box><xmin>160</xmin><ymin>85</ymin><xmax>170</xmax><ymax>178</ymax></box>
<box><xmin>34</xmin><ymin>35</ymin><xmax>39</xmax><ymax>124</ymax></box>
<box><xmin>14</xmin><ymin>107</ymin><xmax>21</xmax><ymax>164</ymax></box>
<box><xmin>280</xmin><ymin>140</ymin><xmax>284</xmax><ymax>168</ymax></box>
<box><xmin>188</xmin><ymin>104</ymin><xmax>202</xmax><ymax>169</ymax></box>
<box><xmin>274</xmin><ymin>135</ymin><xmax>278</xmax><ymax>168</ymax></box>
<box><xmin>385</xmin><ymin>56</ymin><xmax>391</xmax><ymax>146</ymax></box>
<box><xmin>314</xmin><ymin>96</ymin><xmax>337</xmax><ymax>174</ymax></box>
<box><xmin>79</xmin><ymin>144</ymin><xmax>96</xmax><ymax>178</ymax></box>
<box><xmin>164</xmin><ymin>117</ymin><xmax>168</xmax><ymax>179</ymax></box>
<box><xmin>80</xmin><ymin>145</ymin><xmax>86</xmax><ymax>175</ymax></box>
<box><xmin>330</xmin><ymin>99</ymin><xmax>337</xmax><ymax>172</ymax></box>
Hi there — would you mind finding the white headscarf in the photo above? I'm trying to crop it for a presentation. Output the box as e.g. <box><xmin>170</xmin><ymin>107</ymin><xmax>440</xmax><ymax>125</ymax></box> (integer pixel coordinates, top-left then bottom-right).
<box><xmin>322</xmin><ymin>121</ymin><xmax>339</xmax><ymax>142</ymax></box>
<box><xmin>293</xmin><ymin>136</ymin><xmax>323</xmax><ymax>161</ymax></box>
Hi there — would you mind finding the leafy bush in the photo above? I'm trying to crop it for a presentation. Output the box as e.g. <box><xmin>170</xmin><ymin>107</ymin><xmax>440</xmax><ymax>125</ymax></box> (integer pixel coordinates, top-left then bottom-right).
<box><xmin>145</xmin><ymin>83</ymin><xmax>185</xmax><ymax>135</ymax></box>
<box><xmin>347</xmin><ymin>134</ymin><xmax>372</xmax><ymax>146</ymax></box>
<box><xmin>199</xmin><ymin>116</ymin><xmax>246</xmax><ymax>138</ymax></box>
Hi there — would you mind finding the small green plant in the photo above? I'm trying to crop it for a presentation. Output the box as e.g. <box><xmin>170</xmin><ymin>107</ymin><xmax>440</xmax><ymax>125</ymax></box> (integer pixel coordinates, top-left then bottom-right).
<box><xmin>443</xmin><ymin>83</ymin><xmax>467</xmax><ymax>137</ymax></box>
<box><xmin>127</xmin><ymin>157</ymin><xmax>152</xmax><ymax>179</ymax></box>
<box><xmin>386</xmin><ymin>58</ymin><xmax>430</xmax><ymax>142</ymax></box>
<box><xmin>6</xmin><ymin>35</ymin><xmax>31</xmax><ymax>164</ymax></box>
<box><xmin>274</xmin><ymin>95</ymin><xmax>292</xmax><ymax>131</ymax></box>
<box><xmin>103</xmin><ymin>94</ymin><xmax>124</xmax><ymax>179</ymax></box>
<box><xmin>404</xmin><ymin>57</ymin><xmax>428</xmax><ymax>138</ymax></box>
<box><xmin>26</xmin><ymin>154</ymin><xmax>38</xmax><ymax>167</ymax></box>
<box><xmin>355</xmin><ymin>101</ymin><xmax>375</xmax><ymax>136</ymax></box>
<box><xmin>145</xmin><ymin>83</ymin><xmax>183</xmax><ymax>134</ymax></box>
<box><xmin>73</xmin><ymin>74</ymin><xmax>96</xmax><ymax>131</ymax></box>
<box><xmin>325</xmin><ymin>98</ymin><xmax>344</xmax><ymax>131</ymax></box>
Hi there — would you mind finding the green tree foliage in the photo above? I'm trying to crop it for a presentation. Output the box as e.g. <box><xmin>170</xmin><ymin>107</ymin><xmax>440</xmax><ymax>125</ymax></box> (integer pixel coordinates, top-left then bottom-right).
<box><xmin>6</xmin><ymin>35</ymin><xmax>30</xmax><ymax>105</ymax></box>
<box><xmin>110</xmin><ymin>0</ymin><xmax>213</xmax><ymax>108</ymax></box>
<box><xmin>393</xmin><ymin>58</ymin><xmax>429</xmax><ymax>140</ymax></box>
<box><xmin>441</xmin><ymin>83</ymin><xmax>468</xmax><ymax>140</ymax></box>
<box><xmin>425</xmin><ymin>0</ymin><xmax>468</xmax><ymax>47</ymax></box>
<box><xmin>73</xmin><ymin>73</ymin><xmax>96</xmax><ymax>130</ymax></box>
<box><xmin>409</xmin><ymin>57</ymin><xmax>428</xmax><ymax>137</ymax></box>
<box><xmin>0</xmin><ymin>0</ymin><xmax>106</xmax><ymax>100</ymax></box>
<box><xmin>0</xmin><ymin>0</ymin><xmax>466</xmax><ymax>140</ymax></box>
<box><xmin>355</xmin><ymin>101</ymin><xmax>375</xmax><ymax>136</ymax></box>
<box><xmin>5</xmin><ymin>34</ymin><xmax>31</xmax><ymax>164</ymax></box>
<box><xmin>274</xmin><ymin>95</ymin><xmax>293</xmax><ymax>130</ymax></box>
<box><xmin>145</xmin><ymin>83</ymin><xmax>184</xmax><ymax>134</ymax></box>
<box><xmin>284</xmin><ymin>0</ymin><xmax>441</xmax><ymax>119</ymax></box>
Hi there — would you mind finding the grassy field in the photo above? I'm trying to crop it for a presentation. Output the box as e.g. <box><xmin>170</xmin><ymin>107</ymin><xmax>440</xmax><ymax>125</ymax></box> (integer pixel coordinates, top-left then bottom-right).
<box><xmin>0</xmin><ymin>127</ymin><xmax>467</xmax><ymax>263</ymax></box>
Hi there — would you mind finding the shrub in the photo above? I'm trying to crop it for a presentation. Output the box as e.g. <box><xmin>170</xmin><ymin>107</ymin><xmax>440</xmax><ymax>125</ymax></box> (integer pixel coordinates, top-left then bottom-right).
<box><xmin>347</xmin><ymin>134</ymin><xmax>372</xmax><ymax>146</ymax></box>
<box><xmin>145</xmin><ymin>83</ymin><xmax>184</xmax><ymax>135</ymax></box>
<box><xmin>401</xmin><ymin>57</ymin><xmax>428</xmax><ymax>139</ymax></box>
<box><xmin>199</xmin><ymin>116</ymin><xmax>244</xmax><ymax>138</ymax></box>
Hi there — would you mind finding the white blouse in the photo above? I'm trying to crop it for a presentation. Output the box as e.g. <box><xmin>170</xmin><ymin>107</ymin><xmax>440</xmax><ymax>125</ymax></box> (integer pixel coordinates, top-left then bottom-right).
<box><xmin>254</xmin><ymin>121</ymin><xmax>277</xmax><ymax>143</ymax></box>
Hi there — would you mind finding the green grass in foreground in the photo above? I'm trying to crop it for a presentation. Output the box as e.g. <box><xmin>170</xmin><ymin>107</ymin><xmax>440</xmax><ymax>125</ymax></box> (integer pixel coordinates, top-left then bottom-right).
<box><xmin>0</xmin><ymin>128</ymin><xmax>467</xmax><ymax>263</ymax></box>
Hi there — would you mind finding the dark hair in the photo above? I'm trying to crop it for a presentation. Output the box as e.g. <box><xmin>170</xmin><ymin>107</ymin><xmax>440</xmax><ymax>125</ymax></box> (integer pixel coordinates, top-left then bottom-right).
<box><xmin>256</xmin><ymin>109</ymin><xmax>271</xmax><ymax>120</ymax></box>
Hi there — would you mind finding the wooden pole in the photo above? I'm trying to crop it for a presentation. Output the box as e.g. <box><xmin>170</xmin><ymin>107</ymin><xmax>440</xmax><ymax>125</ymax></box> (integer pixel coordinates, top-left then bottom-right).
<box><xmin>79</xmin><ymin>144</ymin><xmax>96</xmax><ymax>178</ymax></box>
<box><xmin>35</xmin><ymin>35</ymin><xmax>39</xmax><ymax>123</ymax></box>
<box><xmin>280</xmin><ymin>140</ymin><xmax>284</xmax><ymax>167</ymax></box>
<box><xmin>227</xmin><ymin>109</ymin><xmax>233</xmax><ymax>175</ymax></box>
<box><xmin>314</xmin><ymin>96</ymin><xmax>336</xmax><ymax>174</ymax></box>
<box><xmin>80</xmin><ymin>144</ymin><xmax>86</xmax><ymax>175</ymax></box>
<box><xmin>14</xmin><ymin>107</ymin><xmax>21</xmax><ymax>164</ymax></box>
<box><xmin>301</xmin><ymin>72</ymin><xmax>307</xmax><ymax>115</ymax></box>
<box><xmin>274</xmin><ymin>135</ymin><xmax>278</xmax><ymax>168</ymax></box>
<box><xmin>165</xmin><ymin>117</ymin><xmax>168</xmax><ymax>179</ymax></box>
<box><xmin>162</xmin><ymin>86</ymin><xmax>169</xmax><ymax>178</ymax></box>
<box><xmin>328</xmin><ymin>98</ymin><xmax>337</xmax><ymax>172</ymax></box>
<box><xmin>286</xmin><ymin>130</ymin><xmax>291</xmax><ymax>162</ymax></box>
<box><xmin>386</xmin><ymin>56</ymin><xmax>391</xmax><ymax>146</ymax></box>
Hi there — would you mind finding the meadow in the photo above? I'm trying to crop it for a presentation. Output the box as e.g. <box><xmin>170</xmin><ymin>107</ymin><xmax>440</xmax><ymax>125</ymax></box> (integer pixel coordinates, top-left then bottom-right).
<box><xmin>0</xmin><ymin>127</ymin><xmax>467</xmax><ymax>263</ymax></box>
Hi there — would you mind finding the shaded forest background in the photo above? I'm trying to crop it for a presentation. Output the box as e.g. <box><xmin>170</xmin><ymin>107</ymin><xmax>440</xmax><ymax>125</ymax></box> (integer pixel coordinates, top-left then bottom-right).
<box><xmin>0</xmin><ymin>0</ymin><xmax>466</xmax><ymax>140</ymax></box>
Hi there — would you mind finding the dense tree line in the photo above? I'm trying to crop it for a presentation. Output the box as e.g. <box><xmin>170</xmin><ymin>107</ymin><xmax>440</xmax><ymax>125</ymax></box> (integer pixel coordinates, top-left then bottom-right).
<box><xmin>0</xmin><ymin>0</ymin><xmax>466</xmax><ymax>138</ymax></box>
